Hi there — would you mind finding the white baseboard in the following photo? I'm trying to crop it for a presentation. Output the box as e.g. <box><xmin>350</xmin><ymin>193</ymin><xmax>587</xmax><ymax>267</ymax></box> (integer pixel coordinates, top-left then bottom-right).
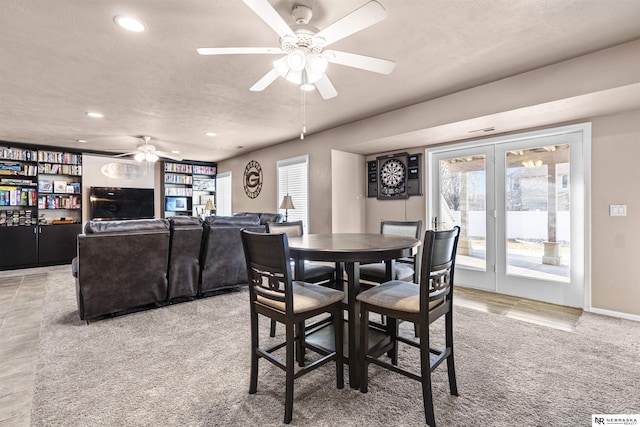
<box><xmin>588</xmin><ymin>307</ymin><xmax>640</xmax><ymax>322</ymax></box>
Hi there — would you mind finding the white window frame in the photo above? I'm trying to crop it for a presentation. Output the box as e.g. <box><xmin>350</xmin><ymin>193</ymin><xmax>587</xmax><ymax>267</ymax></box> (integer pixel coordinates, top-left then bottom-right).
<box><xmin>216</xmin><ymin>171</ymin><xmax>232</xmax><ymax>217</ymax></box>
<box><xmin>277</xmin><ymin>155</ymin><xmax>309</xmax><ymax>232</ymax></box>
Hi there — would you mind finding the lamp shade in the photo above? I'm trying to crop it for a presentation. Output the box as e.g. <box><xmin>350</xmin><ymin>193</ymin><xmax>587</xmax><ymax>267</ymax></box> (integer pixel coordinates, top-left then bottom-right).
<box><xmin>204</xmin><ymin>200</ymin><xmax>215</xmax><ymax>211</ymax></box>
<box><xmin>279</xmin><ymin>195</ymin><xmax>295</xmax><ymax>210</ymax></box>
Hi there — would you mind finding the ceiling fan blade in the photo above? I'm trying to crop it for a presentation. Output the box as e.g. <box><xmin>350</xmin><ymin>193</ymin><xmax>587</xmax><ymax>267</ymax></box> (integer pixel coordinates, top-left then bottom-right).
<box><xmin>315</xmin><ymin>1</ymin><xmax>387</xmax><ymax>47</ymax></box>
<box><xmin>250</xmin><ymin>68</ymin><xmax>281</xmax><ymax>91</ymax></box>
<box><xmin>315</xmin><ymin>75</ymin><xmax>338</xmax><ymax>100</ymax></box>
<box><xmin>324</xmin><ymin>50</ymin><xmax>395</xmax><ymax>74</ymax></box>
<box><xmin>242</xmin><ymin>0</ymin><xmax>296</xmax><ymax>39</ymax></box>
<box><xmin>111</xmin><ymin>152</ymin><xmax>138</xmax><ymax>158</ymax></box>
<box><xmin>155</xmin><ymin>151</ymin><xmax>184</xmax><ymax>161</ymax></box>
<box><xmin>197</xmin><ymin>47</ymin><xmax>283</xmax><ymax>55</ymax></box>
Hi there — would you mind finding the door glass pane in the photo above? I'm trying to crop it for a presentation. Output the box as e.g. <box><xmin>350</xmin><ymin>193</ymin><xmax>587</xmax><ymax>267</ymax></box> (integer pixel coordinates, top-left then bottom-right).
<box><xmin>505</xmin><ymin>144</ymin><xmax>570</xmax><ymax>282</ymax></box>
<box><xmin>439</xmin><ymin>155</ymin><xmax>486</xmax><ymax>271</ymax></box>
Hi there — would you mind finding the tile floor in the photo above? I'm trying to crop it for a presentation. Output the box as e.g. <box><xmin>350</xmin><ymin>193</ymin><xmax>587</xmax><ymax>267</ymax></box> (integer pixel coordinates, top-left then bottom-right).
<box><xmin>0</xmin><ymin>265</ymin><xmax>66</xmax><ymax>427</ymax></box>
<box><xmin>0</xmin><ymin>265</ymin><xmax>583</xmax><ymax>426</ymax></box>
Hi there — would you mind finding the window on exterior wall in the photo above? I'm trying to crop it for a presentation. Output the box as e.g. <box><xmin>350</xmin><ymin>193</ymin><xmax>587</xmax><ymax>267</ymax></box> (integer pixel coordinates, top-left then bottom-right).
<box><xmin>277</xmin><ymin>155</ymin><xmax>309</xmax><ymax>232</ymax></box>
<box><xmin>216</xmin><ymin>171</ymin><xmax>232</xmax><ymax>217</ymax></box>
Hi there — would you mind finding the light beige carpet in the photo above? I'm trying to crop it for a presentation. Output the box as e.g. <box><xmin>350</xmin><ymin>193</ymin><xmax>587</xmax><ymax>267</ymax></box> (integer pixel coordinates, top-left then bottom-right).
<box><xmin>31</xmin><ymin>271</ymin><xmax>640</xmax><ymax>426</ymax></box>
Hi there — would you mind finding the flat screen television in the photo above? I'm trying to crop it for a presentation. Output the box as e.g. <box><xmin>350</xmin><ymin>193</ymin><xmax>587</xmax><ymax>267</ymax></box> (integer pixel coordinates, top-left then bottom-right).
<box><xmin>89</xmin><ymin>187</ymin><xmax>155</xmax><ymax>221</ymax></box>
<box><xmin>165</xmin><ymin>196</ymin><xmax>188</xmax><ymax>212</ymax></box>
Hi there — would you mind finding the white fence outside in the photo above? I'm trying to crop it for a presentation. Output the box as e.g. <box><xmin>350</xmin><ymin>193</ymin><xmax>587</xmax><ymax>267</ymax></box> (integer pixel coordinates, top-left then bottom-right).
<box><xmin>453</xmin><ymin>211</ymin><xmax>570</xmax><ymax>242</ymax></box>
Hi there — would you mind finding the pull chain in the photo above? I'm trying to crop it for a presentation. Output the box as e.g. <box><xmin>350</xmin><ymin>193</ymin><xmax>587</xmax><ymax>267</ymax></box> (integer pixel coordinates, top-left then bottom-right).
<box><xmin>300</xmin><ymin>88</ymin><xmax>306</xmax><ymax>140</ymax></box>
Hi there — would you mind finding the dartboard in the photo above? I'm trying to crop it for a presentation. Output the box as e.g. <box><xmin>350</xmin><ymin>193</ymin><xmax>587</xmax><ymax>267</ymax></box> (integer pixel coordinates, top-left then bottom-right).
<box><xmin>380</xmin><ymin>159</ymin><xmax>406</xmax><ymax>188</ymax></box>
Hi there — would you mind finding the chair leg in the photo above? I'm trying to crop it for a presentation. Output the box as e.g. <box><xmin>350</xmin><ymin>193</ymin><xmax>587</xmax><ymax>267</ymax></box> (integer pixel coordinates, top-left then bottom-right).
<box><xmin>333</xmin><ymin>303</ymin><xmax>344</xmax><ymax>389</ymax></box>
<box><xmin>284</xmin><ymin>322</ymin><xmax>295</xmax><ymax>424</ymax></box>
<box><xmin>296</xmin><ymin>321</ymin><xmax>306</xmax><ymax>367</ymax></box>
<box><xmin>249</xmin><ymin>307</ymin><xmax>259</xmax><ymax>395</ymax></box>
<box><xmin>419</xmin><ymin>322</ymin><xmax>436</xmax><ymax>427</ymax></box>
<box><xmin>270</xmin><ymin>319</ymin><xmax>277</xmax><ymax>337</ymax></box>
<box><xmin>386</xmin><ymin>317</ymin><xmax>399</xmax><ymax>365</ymax></box>
<box><xmin>445</xmin><ymin>311</ymin><xmax>458</xmax><ymax>396</ymax></box>
<box><xmin>359</xmin><ymin>302</ymin><xmax>370</xmax><ymax>393</ymax></box>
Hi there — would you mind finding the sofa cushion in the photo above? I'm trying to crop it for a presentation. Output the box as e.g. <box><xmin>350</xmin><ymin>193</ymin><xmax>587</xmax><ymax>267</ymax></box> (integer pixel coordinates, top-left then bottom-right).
<box><xmin>84</xmin><ymin>218</ymin><xmax>169</xmax><ymax>234</ymax></box>
<box><xmin>207</xmin><ymin>215</ymin><xmax>260</xmax><ymax>226</ymax></box>
<box><xmin>233</xmin><ymin>212</ymin><xmax>283</xmax><ymax>225</ymax></box>
<box><xmin>169</xmin><ymin>216</ymin><xmax>203</xmax><ymax>227</ymax></box>
<box><xmin>258</xmin><ymin>213</ymin><xmax>283</xmax><ymax>224</ymax></box>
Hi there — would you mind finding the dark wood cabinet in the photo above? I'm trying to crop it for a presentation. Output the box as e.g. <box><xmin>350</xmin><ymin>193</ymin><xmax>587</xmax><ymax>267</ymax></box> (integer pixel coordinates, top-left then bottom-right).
<box><xmin>1</xmin><ymin>144</ymin><xmax>82</xmax><ymax>270</ymax></box>
<box><xmin>0</xmin><ymin>226</ymin><xmax>38</xmax><ymax>268</ymax></box>
<box><xmin>38</xmin><ymin>223</ymin><xmax>82</xmax><ymax>264</ymax></box>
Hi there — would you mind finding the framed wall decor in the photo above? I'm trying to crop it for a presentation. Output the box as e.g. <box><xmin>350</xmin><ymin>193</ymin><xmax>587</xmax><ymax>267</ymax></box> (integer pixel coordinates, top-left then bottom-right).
<box><xmin>243</xmin><ymin>160</ymin><xmax>263</xmax><ymax>199</ymax></box>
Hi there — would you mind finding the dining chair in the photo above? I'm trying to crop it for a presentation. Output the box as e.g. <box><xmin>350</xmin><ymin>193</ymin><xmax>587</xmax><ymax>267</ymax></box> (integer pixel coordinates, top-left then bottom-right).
<box><xmin>267</xmin><ymin>220</ymin><xmax>338</xmax><ymax>336</ymax></box>
<box><xmin>357</xmin><ymin>226</ymin><xmax>460</xmax><ymax>427</ymax></box>
<box><xmin>240</xmin><ymin>229</ymin><xmax>344</xmax><ymax>424</ymax></box>
<box><xmin>359</xmin><ymin>219</ymin><xmax>423</xmax><ymax>284</ymax></box>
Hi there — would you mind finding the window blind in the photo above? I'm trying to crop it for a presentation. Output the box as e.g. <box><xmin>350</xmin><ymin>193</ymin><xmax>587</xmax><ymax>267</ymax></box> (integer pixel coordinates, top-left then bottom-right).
<box><xmin>216</xmin><ymin>171</ymin><xmax>232</xmax><ymax>217</ymax></box>
<box><xmin>277</xmin><ymin>155</ymin><xmax>309</xmax><ymax>232</ymax></box>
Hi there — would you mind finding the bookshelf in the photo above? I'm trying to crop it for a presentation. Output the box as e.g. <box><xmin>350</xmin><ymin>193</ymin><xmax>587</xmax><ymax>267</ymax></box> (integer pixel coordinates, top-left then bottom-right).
<box><xmin>0</xmin><ymin>146</ymin><xmax>38</xmax><ymax>228</ymax></box>
<box><xmin>162</xmin><ymin>160</ymin><xmax>216</xmax><ymax>218</ymax></box>
<box><xmin>37</xmin><ymin>150</ymin><xmax>82</xmax><ymax>225</ymax></box>
<box><xmin>0</xmin><ymin>144</ymin><xmax>83</xmax><ymax>269</ymax></box>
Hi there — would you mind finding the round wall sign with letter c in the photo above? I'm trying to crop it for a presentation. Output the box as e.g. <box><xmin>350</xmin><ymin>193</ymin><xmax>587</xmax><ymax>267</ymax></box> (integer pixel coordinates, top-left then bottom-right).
<box><xmin>243</xmin><ymin>160</ymin><xmax>263</xmax><ymax>199</ymax></box>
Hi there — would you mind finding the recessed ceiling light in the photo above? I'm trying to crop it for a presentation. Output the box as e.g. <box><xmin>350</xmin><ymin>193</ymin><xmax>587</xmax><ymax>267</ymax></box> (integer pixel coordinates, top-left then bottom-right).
<box><xmin>171</xmin><ymin>150</ymin><xmax>180</xmax><ymax>154</ymax></box>
<box><xmin>85</xmin><ymin>112</ymin><xmax>103</xmax><ymax>118</ymax></box>
<box><xmin>206</xmin><ymin>132</ymin><xmax>217</xmax><ymax>137</ymax></box>
<box><xmin>76</xmin><ymin>139</ymin><xmax>87</xmax><ymax>143</ymax></box>
<box><xmin>114</xmin><ymin>16</ymin><xmax>146</xmax><ymax>32</ymax></box>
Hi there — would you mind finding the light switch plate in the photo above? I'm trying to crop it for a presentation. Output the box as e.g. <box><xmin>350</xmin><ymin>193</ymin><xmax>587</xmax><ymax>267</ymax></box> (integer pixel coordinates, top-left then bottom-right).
<box><xmin>610</xmin><ymin>204</ymin><xmax>627</xmax><ymax>216</ymax></box>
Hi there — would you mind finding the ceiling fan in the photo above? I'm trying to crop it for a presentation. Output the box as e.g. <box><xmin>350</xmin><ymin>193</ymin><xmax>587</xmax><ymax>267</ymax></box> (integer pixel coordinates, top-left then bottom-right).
<box><xmin>197</xmin><ymin>0</ymin><xmax>395</xmax><ymax>99</ymax></box>
<box><xmin>109</xmin><ymin>136</ymin><xmax>183</xmax><ymax>162</ymax></box>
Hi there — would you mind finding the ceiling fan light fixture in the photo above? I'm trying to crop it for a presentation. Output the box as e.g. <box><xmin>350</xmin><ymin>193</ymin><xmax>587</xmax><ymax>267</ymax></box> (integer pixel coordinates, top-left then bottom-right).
<box><xmin>285</xmin><ymin>69</ymin><xmax>302</xmax><ymax>85</ymax></box>
<box><xmin>287</xmin><ymin>47</ymin><xmax>308</xmax><ymax>72</ymax></box>
<box><xmin>146</xmin><ymin>153</ymin><xmax>159</xmax><ymax>162</ymax></box>
<box><xmin>306</xmin><ymin>53</ymin><xmax>328</xmax><ymax>75</ymax></box>
<box><xmin>134</xmin><ymin>152</ymin><xmax>146</xmax><ymax>162</ymax></box>
<box><xmin>273</xmin><ymin>57</ymin><xmax>290</xmax><ymax>77</ymax></box>
<box><xmin>300</xmin><ymin>69</ymin><xmax>315</xmax><ymax>91</ymax></box>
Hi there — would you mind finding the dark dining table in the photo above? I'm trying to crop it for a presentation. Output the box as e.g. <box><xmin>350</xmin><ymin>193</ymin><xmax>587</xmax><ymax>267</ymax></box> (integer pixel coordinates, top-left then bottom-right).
<box><xmin>287</xmin><ymin>232</ymin><xmax>421</xmax><ymax>389</ymax></box>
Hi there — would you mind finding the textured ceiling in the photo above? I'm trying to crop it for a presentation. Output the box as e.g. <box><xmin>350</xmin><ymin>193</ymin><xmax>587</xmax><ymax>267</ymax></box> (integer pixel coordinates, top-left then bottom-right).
<box><xmin>1</xmin><ymin>0</ymin><xmax>639</xmax><ymax>162</ymax></box>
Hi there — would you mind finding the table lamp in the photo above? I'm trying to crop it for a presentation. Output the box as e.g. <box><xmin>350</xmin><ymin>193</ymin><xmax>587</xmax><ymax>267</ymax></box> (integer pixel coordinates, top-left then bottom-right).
<box><xmin>279</xmin><ymin>194</ymin><xmax>295</xmax><ymax>222</ymax></box>
<box><xmin>204</xmin><ymin>199</ymin><xmax>215</xmax><ymax>217</ymax></box>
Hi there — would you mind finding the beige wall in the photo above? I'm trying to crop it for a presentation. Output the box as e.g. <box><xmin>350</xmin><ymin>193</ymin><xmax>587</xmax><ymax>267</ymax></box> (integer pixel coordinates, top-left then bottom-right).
<box><xmin>218</xmin><ymin>41</ymin><xmax>640</xmax><ymax>318</ymax></box>
<box><xmin>82</xmin><ymin>154</ymin><xmax>157</xmax><ymax>225</ymax></box>
<box><xmin>218</xmin><ymin>140</ymin><xmax>334</xmax><ymax>233</ymax></box>
<box><xmin>331</xmin><ymin>150</ymin><xmax>365</xmax><ymax>233</ymax></box>
<box><xmin>591</xmin><ymin>110</ymin><xmax>640</xmax><ymax>316</ymax></box>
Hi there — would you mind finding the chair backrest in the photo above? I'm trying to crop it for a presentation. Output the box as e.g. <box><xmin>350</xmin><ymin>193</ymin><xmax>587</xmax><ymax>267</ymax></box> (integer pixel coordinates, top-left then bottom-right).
<box><xmin>380</xmin><ymin>219</ymin><xmax>423</xmax><ymax>239</ymax></box>
<box><xmin>267</xmin><ymin>220</ymin><xmax>304</xmax><ymax>237</ymax></box>
<box><xmin>419</xmin><ymin>226</ymin><xmax>460</xmax><ymax>310</ymax></box>
<box><xmin>241</xmin><ymin>229</ymin><xmax>295</xmax><ymax>312</ymax></box>
<box><xmin>381</xmin><ymin>219</ymin><xmax>423</xmax><ymax>281</ymax></box>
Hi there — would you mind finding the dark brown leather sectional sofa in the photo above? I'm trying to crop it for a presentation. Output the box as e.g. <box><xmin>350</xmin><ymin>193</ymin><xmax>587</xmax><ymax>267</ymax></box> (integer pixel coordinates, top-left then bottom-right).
<box><xmin>72</xmin><ymin>214</ymin><xmax>281</xmax><ymax>321</ymax></box>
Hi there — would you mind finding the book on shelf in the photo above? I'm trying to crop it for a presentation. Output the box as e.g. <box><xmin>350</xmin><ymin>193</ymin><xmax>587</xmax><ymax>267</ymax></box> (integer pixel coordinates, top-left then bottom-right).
<box><xmin>54</xmin><ymin>180</ymin><xmax>67</xmax><ymax>193</ymax></box>
<box><xmin>193</xmin><ymin>177</ymin><xmax>216</xmax><ymax>191</ymax></box>
<box><xmin>68</xmin><ymin>182</ymin><xmax>81</xmax><ymax>193</ymax></box>
<box><xmin>52</xmin><ymin>219</ymin><xmax>75</xmax><ymax>224</ymax></box>
<box><xmin>39</xmin><ymin>180</ymin><xmax>53</xmax><ymax>193</ymax></box>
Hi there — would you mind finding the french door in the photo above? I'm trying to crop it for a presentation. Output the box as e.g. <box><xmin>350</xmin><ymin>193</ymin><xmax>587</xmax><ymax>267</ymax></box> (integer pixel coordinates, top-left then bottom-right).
<box><xmin>427</xmin><ymin>124</ymin><xmax>590</xmax><ymax>308</ymax></box>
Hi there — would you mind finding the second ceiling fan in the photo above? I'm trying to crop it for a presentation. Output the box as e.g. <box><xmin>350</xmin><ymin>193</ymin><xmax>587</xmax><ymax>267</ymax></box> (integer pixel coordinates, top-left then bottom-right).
<box><xmin>197</xmin><ymin>0</ymin><xmax>395</xmax><ymax>99</ymax></box>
